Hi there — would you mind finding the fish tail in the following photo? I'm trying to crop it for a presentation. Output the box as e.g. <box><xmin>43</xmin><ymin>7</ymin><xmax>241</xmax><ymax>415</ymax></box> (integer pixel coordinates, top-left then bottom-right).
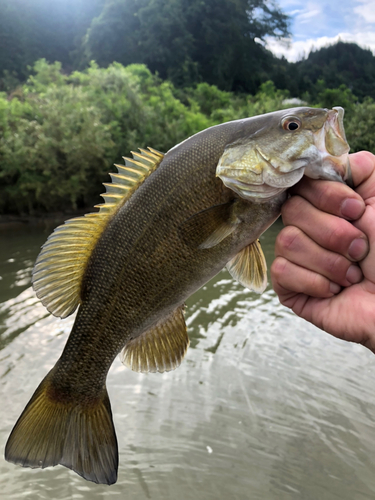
<box><xmin>4</xmin><ymin>370</ymin><xmax>118</xmax><ymax>485</ymax></box>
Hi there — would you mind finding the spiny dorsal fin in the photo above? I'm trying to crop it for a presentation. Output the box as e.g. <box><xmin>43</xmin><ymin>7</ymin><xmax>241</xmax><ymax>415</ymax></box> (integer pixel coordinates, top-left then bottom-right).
<box><xmin>120</xmin><ymin>305</ymin><xmax>189</xmax><ymax>373</ymax></box>
<box><xmin>226</xmin><ymin>239</ymin><xmax>267</xmax><ymax>293</ymax></box>
<box><xmin>32</xmin><ymin>148</ymin><xmax>164</xmax><ymax>318</ymax></box>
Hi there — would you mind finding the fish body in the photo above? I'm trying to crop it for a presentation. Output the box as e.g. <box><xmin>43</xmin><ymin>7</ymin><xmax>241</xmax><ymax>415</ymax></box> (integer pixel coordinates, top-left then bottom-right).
<box><xmin>5</xmin><ymin>107</ymin><xmax>351</xmax><ymax>484</ymax></box>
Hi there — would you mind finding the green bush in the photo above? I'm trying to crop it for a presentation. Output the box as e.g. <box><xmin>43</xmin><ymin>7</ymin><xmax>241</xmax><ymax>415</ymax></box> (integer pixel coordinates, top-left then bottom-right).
<box><xmin>0</xmin><ymin>60</ymin><xmax>373</xmax><ymax>215</ymax></box>
<box><xmin>0</xmin><ymin>60</ymin><xmax>211</xmax><ymax>214</ymax></box>
<box><xmin>345</xmin><ymin>97</ymin><xmax>375</xmax><ymax>153</ymax></box>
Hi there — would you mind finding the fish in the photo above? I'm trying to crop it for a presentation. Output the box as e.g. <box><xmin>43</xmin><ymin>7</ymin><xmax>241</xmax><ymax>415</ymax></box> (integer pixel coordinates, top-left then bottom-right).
<box><xmin>5</xmin><ymin>106</ymin><xmax>351</xmax><ymax>485</ymax></box>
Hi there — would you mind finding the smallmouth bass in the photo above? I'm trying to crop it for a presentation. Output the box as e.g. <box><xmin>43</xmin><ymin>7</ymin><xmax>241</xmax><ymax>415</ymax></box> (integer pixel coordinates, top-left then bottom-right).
<box><xmin>5</xmin><ymin>107</ymin><xmax>351</xmax><ymax>484</ymax></box>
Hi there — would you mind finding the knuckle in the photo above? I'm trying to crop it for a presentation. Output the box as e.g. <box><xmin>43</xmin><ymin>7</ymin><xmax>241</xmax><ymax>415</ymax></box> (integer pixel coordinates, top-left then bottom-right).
<box><xmin>326</xmin><ymin>220</ymin><xmax>360</xmax><ymax>250</ymax></box>
<box><xmin>279</xmin><ymin>294</ymin><xmax>292</xmax><ymax>308</ymax></box>
<box><xmin>276</xmin><ymin>226</ymin><xmax>303</xmax><ymax>254</ymax></box>
<box><xmin>310</xmin><ymin>271</ymin><xmax>326</xmax><ymax>292</ymax></box>
<box><xmin>326</xmin><ymin>222</ymin><xmax>348</xmax><ymax>248</ymax></box>
<box><xmin>325</xmin><ymin>253</ymin><xmax>347</xmax><ymax>276</ymax></box>
<box><xmin>281</xmin><ymin>195</ymin><xmax>305</xmax><ymax>223</ymax></box>
<box><xmin>315</xmin><ymin>181</ymin><xmax>334</xmax><ymax>207</ymax></box>
<box><xmin>270</xmin><ymin>256</ymin><xmax>288</xmax><ymax>279</ymax></box>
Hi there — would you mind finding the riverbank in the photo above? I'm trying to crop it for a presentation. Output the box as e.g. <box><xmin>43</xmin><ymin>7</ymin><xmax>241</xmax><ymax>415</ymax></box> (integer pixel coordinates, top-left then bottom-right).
<box><xmin>0</xmin><ymin>210</ymin><xmax>89</xmax><ymax>231</ymax></box>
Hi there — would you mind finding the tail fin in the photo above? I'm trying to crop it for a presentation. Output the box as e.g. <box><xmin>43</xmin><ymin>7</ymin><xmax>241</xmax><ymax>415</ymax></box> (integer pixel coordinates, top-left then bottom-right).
<box><xmin>5</xmin><ymin>371</ymin><xmax>118</xmax><ymax>485</ymax></box>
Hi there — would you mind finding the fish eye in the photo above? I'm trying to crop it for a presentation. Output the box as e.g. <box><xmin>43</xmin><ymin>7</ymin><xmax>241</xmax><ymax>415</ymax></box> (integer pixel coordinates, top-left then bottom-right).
<box><xmin>282</xmin><ymin>117</ymin><xmax>302</xmax><ymax>132</ymax></box>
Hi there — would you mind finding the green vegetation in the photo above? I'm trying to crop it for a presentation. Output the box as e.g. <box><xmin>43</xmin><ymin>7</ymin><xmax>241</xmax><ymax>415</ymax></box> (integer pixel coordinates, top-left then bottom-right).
<box><xmin>2</xmin><ymin>0</ymin><xmax>375</xmax><ymax>100</ymax></box>
<box><xmin>0</xmin><ymin>61</ymin><xmax>287</xmax><ymax>215</ymax></box>
<box><xmin>81</xmin><ymin>0</ymin><xmax>289</xmax><ymax>92</ymax></box>
<box><xmin>1</xmin><ymin>60</ymin><xmax>373</xmax><ymax>216</ymax></box>
<box><xmin>294</xmin><ymin>43</ymin><xmax>375</xmax><ymax>102</ymax></box>
<box><xmin>0</xmin><ymin>1</ymin><xmax>374</xmax><ymax>216</ymax></box>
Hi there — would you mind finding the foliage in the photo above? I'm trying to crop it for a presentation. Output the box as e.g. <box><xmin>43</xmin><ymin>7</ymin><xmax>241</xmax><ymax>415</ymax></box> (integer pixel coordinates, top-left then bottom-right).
<box><xmin>0</xmin><ymin>0</ymin><xmax>104</xmax><ymax>86</ymax></box>
<box><xmin>1</xmin><ymin>0</ymin><xmax>375</xmax><ymax>102</ymax></box>
<box><xmin>0</xmin><ymin>60</ymin><xmax>374</xmax><ymax>216</ymax></box>
<box><xmin>294</xmin><ymin>42</ymin><xmax>375</xmax><ymax>102</ymax></box>
<box><xmin>314</xmin><ymin>82</ymin><xmax>375</xmax><ymax>153</ymax></box>
<box><xmin>82</xmin><ymin>0</ymin><xmax>290</xmax><ymax>92</ymax></box>
<box><xmin>0</xmin><ymin>62</ymin><xmax>289</xmax><ymax>215</ymax></box>
<box><xmin>0</xmin><ymin>60</ymin><xmax>212</xmax><ymax>215</ymax></box>
<box><xmin>344</xmin><ymin>97</ymin><xmax>375</xmax><ymax>154</ymax></box>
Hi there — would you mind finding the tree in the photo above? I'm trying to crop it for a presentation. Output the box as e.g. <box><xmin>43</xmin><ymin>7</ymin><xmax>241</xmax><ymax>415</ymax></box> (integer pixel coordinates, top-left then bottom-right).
<box><xmin>83</xmin><ymin>0</ymin><xmax>290</xmax><ymax>91</ymax></box>
<box><xmin>0</xmin><ymin>0</ymin><xmax>104</xmax><ymax>85</ymax></box>
<box><xmin>294</xmin><ymin>42</ymin><xmax>375</xmax><ymax>101</ymax></box>
<box><xmin>81</xmin><ymin>0</ymin><xmax>146</xmax><ymax>69</ymax></box>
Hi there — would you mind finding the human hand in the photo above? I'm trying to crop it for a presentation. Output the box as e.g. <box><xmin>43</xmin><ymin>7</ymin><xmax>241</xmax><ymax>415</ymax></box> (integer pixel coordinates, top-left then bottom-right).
<box><xmin>270</xmin><ymin>151</ymin><xmax>375</xmax><ymax>352</ymax></box>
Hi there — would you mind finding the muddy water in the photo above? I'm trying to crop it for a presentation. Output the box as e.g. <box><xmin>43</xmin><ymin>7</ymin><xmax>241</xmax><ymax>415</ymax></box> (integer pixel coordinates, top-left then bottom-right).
<box><xmin>1</xmin><ymin>221</ymin><xmax>375</xmax><ymax>500</ymax></box>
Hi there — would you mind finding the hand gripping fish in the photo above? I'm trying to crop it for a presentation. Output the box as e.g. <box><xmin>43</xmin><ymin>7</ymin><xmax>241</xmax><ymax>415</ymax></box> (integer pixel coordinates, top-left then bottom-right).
<box><xmin>5</xmin><ymin>107</ymin><xmax>352</xmax><ymax>484</ymax></box>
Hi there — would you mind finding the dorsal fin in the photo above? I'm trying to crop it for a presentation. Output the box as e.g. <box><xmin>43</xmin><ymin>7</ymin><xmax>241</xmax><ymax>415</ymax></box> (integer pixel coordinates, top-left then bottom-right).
<box><xmin>32</xmin><ymin>148</ymin><xmax>164</xmax><ymax>319</ymax></box>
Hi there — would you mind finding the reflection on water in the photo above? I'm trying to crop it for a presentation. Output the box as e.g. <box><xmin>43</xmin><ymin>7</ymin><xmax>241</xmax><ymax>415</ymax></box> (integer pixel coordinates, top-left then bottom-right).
<box><xmin>1</xmin><ymin>221</ymin><xmax>375</xmax><ymax>500</ymax></box>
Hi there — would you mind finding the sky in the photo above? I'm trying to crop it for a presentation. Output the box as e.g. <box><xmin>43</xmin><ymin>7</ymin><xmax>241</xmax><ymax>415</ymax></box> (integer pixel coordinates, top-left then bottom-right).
<box><xmin>265</xmin><ymin>0</ymin><xmax>375</xmax><ymax>61</ymax></box>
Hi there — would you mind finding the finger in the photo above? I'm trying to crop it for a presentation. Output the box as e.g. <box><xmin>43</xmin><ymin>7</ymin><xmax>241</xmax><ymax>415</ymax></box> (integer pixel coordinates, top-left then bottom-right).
<box><xmin>349</xmin><ymin>151</ymin><xmax>375</xmax><ymax>195</ymax></box>
<box><xmin>270</xmin><ymin>257</ymin><xmax>341</xmax><ymax>299</ymax></box>
<box><xmin>275</xmin><ymin>226</ymin><xmax>363</xmax><ymax>287</ymax></box>
<box><xmin>353</xmin><ymin>204</ymin><xmax>375</xmax><ymax>283</ymax></box>
<box><xmin>281</xmin><ymin>195</ymin><xmax>369</xmax><ymax>261</ymax></box>
<box><xmin>288</xmin><ymin>177</ymin><xmax>365</xmax><ymax>221</ymax></box>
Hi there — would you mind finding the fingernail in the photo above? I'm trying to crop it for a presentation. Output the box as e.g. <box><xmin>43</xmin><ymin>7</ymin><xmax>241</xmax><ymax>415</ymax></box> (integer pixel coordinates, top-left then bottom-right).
<box><xmin>330</xmin><ymin>282</ymin><xmax>341</xmax><ymax>294</ymax></box>
<box><xmin>348</xmin><ymin>238</ymin><xmax>369</xmax><ymax>260</ymax></box>
<box><xmin>341</xmin><ymin>198</ymin><xmax>364</xmax><ymax>219</ymax></box>
<box><xmin>346</xmin><ymin>264</ymin><xmax>363</xmax><ymax>284</ymax></box>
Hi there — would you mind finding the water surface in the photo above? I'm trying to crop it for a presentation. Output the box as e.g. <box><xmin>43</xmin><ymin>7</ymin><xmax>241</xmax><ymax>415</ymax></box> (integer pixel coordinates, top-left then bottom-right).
<box><xmin>1</xmin><ymin>221</ymin><xmax>375</xmax><ymax>500</ymax></box>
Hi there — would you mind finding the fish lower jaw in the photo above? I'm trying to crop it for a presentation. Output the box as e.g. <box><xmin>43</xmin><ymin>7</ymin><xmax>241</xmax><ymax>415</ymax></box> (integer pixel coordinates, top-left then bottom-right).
<box><xmin>304</xmin><ymin>153</ymin><xmax>349</xmax><ymax>183</ymax></box>
<box><xmin>218</xmin><ymin>166</ymin><xmax>306</xmax><ymax>202</ymax></box>
<box><xmin>219</xmin><ymin>177</ymin><xmax>286</xmax><ymax>202</ymax></box>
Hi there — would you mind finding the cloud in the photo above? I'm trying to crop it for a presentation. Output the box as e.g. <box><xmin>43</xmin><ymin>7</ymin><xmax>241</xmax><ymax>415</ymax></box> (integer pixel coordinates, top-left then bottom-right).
<box><xmin>354</xmin><ymin>0</ymin><xmax>375</xmax><ymax>23</ymax></box>
<box><xmin>297</xmin><ymin>9</ymin><xmax>321</xmax><ymax>23</ymax></box>
<box><xmin>266</xmin><ymin>32</ymin><xmax>375</xmax><ymax>61</ymax></box>
<box><xmin>266</xmin><ymin>0</ymin><xmax>375</xmax><ymax>62</ymax></box>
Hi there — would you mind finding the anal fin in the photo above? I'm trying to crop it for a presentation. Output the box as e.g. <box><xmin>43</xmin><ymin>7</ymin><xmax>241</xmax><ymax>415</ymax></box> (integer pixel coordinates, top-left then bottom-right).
<box><xmin>226</xmin><ymin>239</ymin><xmax>267</xmax><ymax>293</ymax></box>
<box><xmin>120</xmin><ymin>305</ymin><xmax>189</xmax><ymax>373</ymax></box>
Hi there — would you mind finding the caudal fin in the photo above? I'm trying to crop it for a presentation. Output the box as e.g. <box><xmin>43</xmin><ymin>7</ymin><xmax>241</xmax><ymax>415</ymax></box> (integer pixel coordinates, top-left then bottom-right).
<box><xmin>4</xmin><ymin>372</ymin><xmax>118</xmax><ymax>485</ymax></box>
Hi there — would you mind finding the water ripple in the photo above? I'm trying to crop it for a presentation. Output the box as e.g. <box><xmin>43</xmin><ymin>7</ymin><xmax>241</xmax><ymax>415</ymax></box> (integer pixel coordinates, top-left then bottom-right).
<box><xmin>1</xmin><ymin>224</ymin><xmax>375</xmax><ymax>499</ymax></box>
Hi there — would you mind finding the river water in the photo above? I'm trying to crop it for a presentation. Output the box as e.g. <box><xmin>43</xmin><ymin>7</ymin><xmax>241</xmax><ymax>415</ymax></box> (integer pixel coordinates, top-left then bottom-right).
<box><xmin>0</xmin><ymin>221</ymin><xmax>375</xmax><ymax>500</ymax></box>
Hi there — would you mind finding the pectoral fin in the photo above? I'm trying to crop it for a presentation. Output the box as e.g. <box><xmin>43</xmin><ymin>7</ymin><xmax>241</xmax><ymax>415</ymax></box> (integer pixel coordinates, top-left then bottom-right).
<box><xmin>120</xmin><ymin>305</ymin><xmax>189</xmax><ymax>373</ymax></box>
<box><xmin>179</xmin><ymin>201</ymin><xmax>240</xmax><ymax>249</ymax></box>
<box><xmin>226</xmin><ymin>239</ymin><xmax>267</xmax><ymax>293</ymax></box>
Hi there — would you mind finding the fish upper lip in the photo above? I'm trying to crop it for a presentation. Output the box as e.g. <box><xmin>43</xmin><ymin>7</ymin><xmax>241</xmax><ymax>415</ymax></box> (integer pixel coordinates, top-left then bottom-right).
<box><xmin>325</xmin><ymin>108</ymin><xmax>350</xmax><ymax>157</ymax></box>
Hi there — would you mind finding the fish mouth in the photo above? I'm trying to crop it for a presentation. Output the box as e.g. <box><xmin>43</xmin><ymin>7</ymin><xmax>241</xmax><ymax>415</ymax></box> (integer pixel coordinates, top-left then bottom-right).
<box><xmin>305</xmin><ymin>107</ymin><xmax>351</xmax><ymax>184</ymax></box>
<box><xmin>326</xmin><ymin>107</ymin><xmax>349</xmax><ymax>156</ymax></box>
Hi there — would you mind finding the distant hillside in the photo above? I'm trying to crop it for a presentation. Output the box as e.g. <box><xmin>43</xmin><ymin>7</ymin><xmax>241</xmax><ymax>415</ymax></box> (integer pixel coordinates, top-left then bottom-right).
<box><xmin>0</xmin><ymin>0</ymin><xmax>374</xmax><ymax>101</ymax></box>
<box><xmin>292</xmin><ymin>42</ymin><xmax>375</xmax><ymax>101</ymax></box>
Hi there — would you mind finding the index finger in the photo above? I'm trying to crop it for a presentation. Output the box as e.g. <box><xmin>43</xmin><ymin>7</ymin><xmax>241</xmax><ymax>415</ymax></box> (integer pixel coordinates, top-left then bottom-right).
<box><xmin>288</xmin><ymin>153</ymin><xmax>370</xmax><ymax>221</ymax></box>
